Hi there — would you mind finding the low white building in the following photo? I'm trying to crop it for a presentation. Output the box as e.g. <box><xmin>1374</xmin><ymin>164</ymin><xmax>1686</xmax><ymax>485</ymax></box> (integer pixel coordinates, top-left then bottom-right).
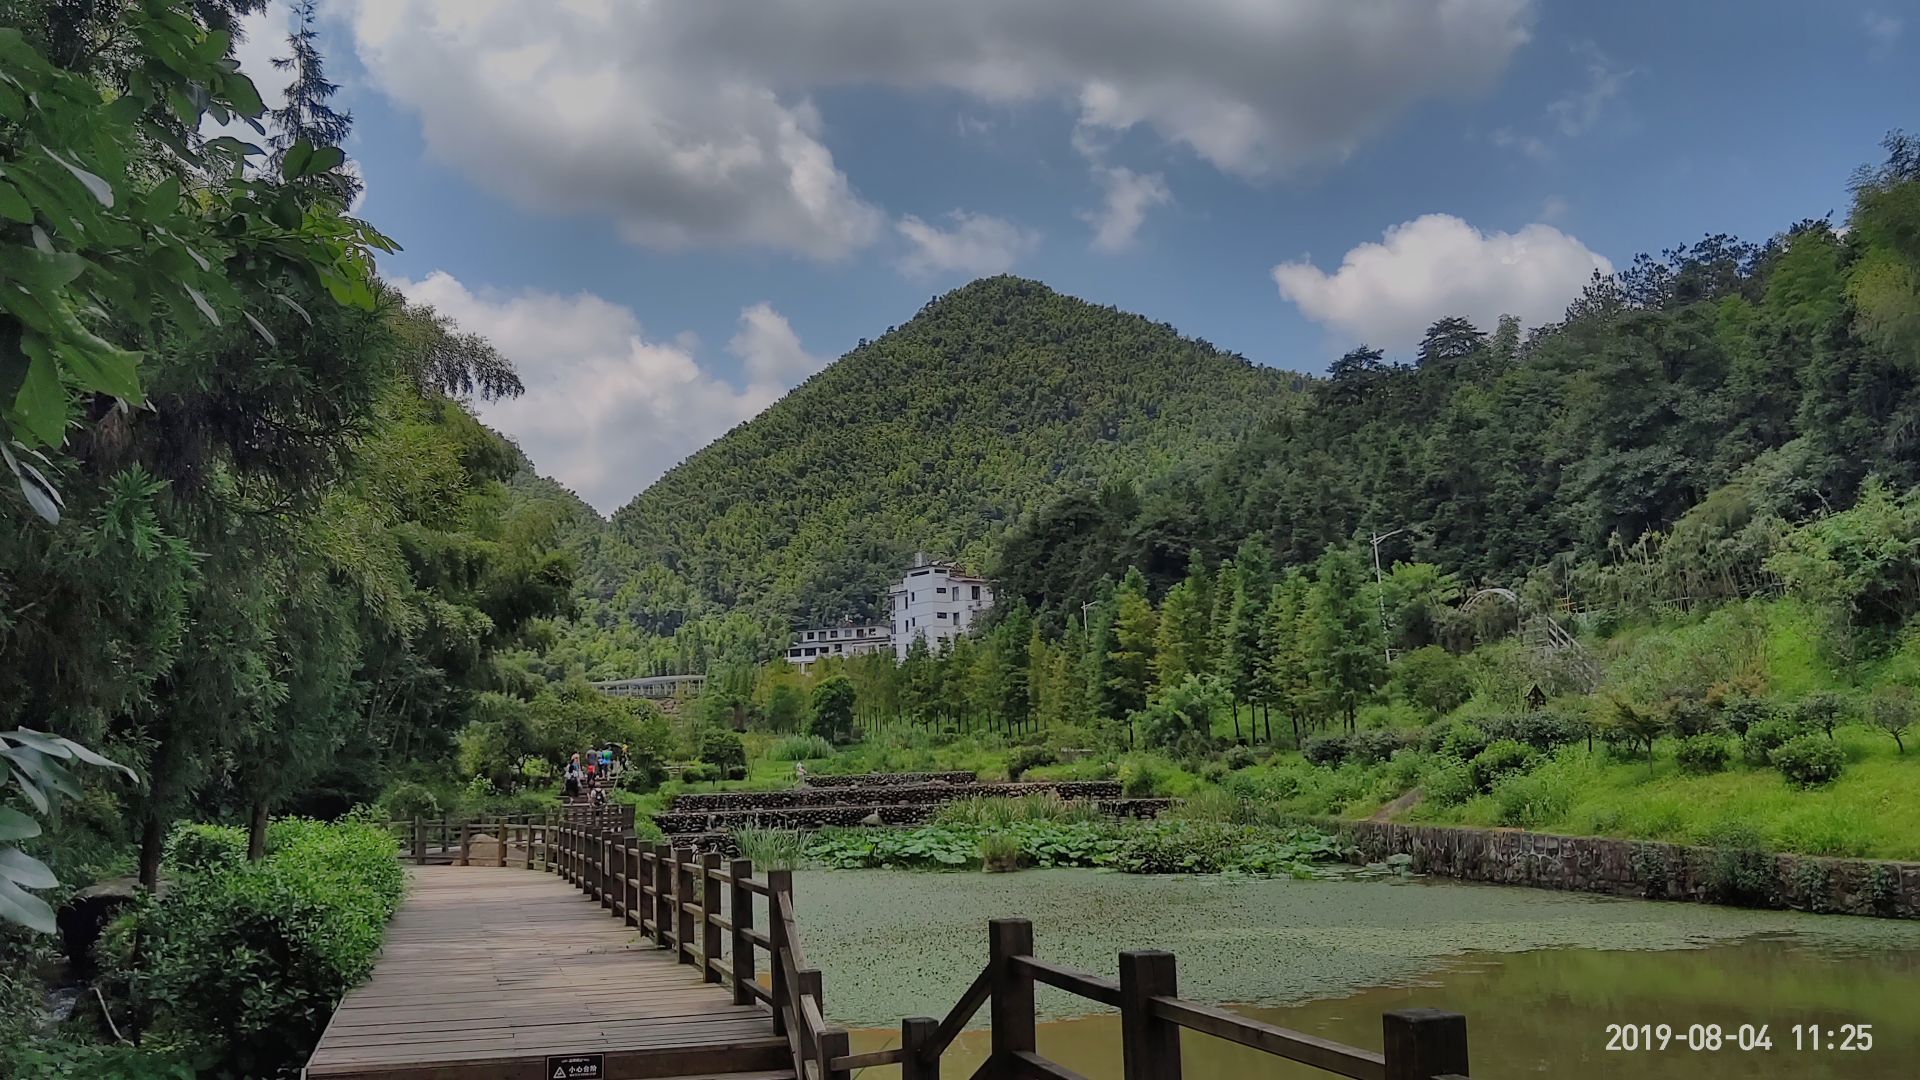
<box><xmin>889</xmin><ymin>555</ymin><xmax>994</xmax><ymax>661</ymax></box>
<box><xmin>784</xmin><ymin>624</ymin><xmax>893</xmax><ymax>672</ymax></box>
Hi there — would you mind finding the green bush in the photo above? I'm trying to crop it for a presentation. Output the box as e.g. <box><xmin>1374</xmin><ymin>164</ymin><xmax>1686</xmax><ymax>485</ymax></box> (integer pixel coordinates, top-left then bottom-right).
<box><xmin>1137</xmin><ymin>674</ymin><xmax>1225</xmax><ymax>756</ymax></box>
<box><xmin>1468</xmin><ymin>739</ymin><xmax>1537</xmax><ymax>792</ymax></box>
<box><xmin>1479</xmin><ymin>710</ymin><xmax>1587</xmax><ymax>752</ymax></box>
<box><xmin>1791</xmin><ymin>691</ymin><xmax>1850</xmax><ymax>739</ymax></box>
<box><xmin>697</xmin><ymin>728</ymin><xmax>748</xmax><ymax>780</ymax></box>
<box><xmin>1117</xmin><ymin>758</ymin><xmax>1170</xmax><ymax>797</ymax></box>
<box><xmin>1490</xmin><ymin>770</ymin><xmax>1573</xmax><ymax>828</ymax></box>
<box><xmin>1437</xmin><ymin>722</ymin><xmax>1489</xmax><ymax>761</ymax></box>
<box><xmin>1718</xmin><ymin>695</ymin><xmax>1775</xmax><ymax>736</ymax></box>
<box><xmin>378</xmin><ymin>781</ymin><xmax>441</xmax><ymax>821</ymax></box>
<box><xmin>1302</xmin><ymin>733</ymin><xmax>1350</xmax><ymax>766</ymax></box>
<box><xmin>105</xmin><ymin>818</ymin><xmax>404</xmax><ymax>1077</ymax></box>
<box><xmin>1006</xmin><ymin>744</ymin><xmax>1059</xmax><ymax>780</ymax></box>
<box><xmin>1674</xmin><ymin>733</ymin><xmax>1733</xmax><ymax>774</ymax></box>
<box><xmin>162</xmin><ymin>824</ymin><xmax>247</xmax><ymax>873</ymax></box>
<box><xmin>1699</xmin><ymin>822</ymin><xmax>1776</xmax><ymax>907</ymax></box>
<box><xmin>680</xmin><ymin>763</ymin><xmax>721</xmax><ymax>784</ymax></box>
<box><xmin>1743</xmin><ymin>715</ymin><xmax>1806</xmax><ymax>764</ymax></box>
<box><xmin>1423</xmin><ymin>761</ymin><xmax>1476</xmax><ymax>806</ymax></box>
<box><xmin>979</xmin><ymin>832</ymin><xmax>1023</xmax><ymax>872</ymax></box>
<box><xmin>1391</xmin><ymin>645</ymin><xmax>1473</xmax><ymax>715</ymax></box>
<box><xmin>769</xmin><ymin>734</ymin><xmax>835</xmax><ymax>761</ymax></box>
<box><xmin>809</xmin><ymin>675</ymin><xmax>858</xmax><ymax>744</ymax></box>
<box><xmin>1221</xmin><ymin>745</ymin><xmax>1258</xmax><ymax>771</ymax></box>
<box><xmin>1770</xmin><ymin>735</ymin><xmax>1846</xmax><ymax>788</ymax></box>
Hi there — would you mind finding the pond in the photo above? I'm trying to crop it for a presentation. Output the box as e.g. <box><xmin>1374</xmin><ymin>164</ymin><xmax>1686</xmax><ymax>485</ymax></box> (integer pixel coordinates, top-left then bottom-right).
<box><xmin>786</xmin><ymin>868</ymin><xmax>1920</xmax><ymax>1078</ymax></box>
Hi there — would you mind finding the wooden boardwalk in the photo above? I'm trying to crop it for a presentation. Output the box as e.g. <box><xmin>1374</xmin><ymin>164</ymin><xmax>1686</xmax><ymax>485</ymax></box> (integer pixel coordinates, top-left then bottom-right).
<box><xmin>304</xmin><ymin>866</ymin><xmax>789</xmax><ymax>1080</ymax></box>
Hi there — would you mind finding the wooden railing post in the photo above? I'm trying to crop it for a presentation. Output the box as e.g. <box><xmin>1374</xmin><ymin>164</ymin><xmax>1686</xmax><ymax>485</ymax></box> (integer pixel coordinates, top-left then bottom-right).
<box><xmin>411</xmin><ymin>817</ymin><xmax>425</xmax><ymax>865</ymax></box>
<box><xmin>700</xmin><ymin>852</ymin><xmax>723</xmax><ymax>983</ymax></box>
<box><xmin>624</xmin><ymin>837</ymin><xmax>640</xmax><ymax>926</ymax></box>
<box><xmin>598</xmin><ymin>832</ymin><xmax>613</xmax><ymax>908</ymax></box>
<box><xmin>820</xmin><ymin>1024</ymin><xmax>851</xmax><ymax>1080</ymax></box>
<box><xmin>902</xmin><ymin>1015</ymin><xmax>940</xmax><ymax>1080</ymax></box>
<box><xmin>458</xmin><ymin>821</ymin><xmax>474</xmax><ymax>866</ymax></box>
<box><xmin>653</xmin><ymin>843</ymin><xmax>674</xmax><ymax>949</ymax></box>
<box><xmin>1383</xmin><ymin>1009</ymin><xmax>1468</xmax><ymax>1080</ymax></box>
<box><xmin>988</xmin><ymin>919</ymin><xmax>1036</xmax><ymax>1070</ymax></box>
<box><xmin>729</xmin><ymin>857</ymin><xmax>755</xmax><ymax>1005</ymax></box>
<box><xmin>767</xmin><ymin>868</ymin><xmax>792</xmax><ymax>1037</ymax></box>
<box><xmin>675</xmin><ymin>847</ymin><xmax>696</xmax><ymax>964</ymax></box>
<box><xmin>1120</xmin><ymin>950</ymin><xmax>1181</xmax><ymax>1080</ymax></box>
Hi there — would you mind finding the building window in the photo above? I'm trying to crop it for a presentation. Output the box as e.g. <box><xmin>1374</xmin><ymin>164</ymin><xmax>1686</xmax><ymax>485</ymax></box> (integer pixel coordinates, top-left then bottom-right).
<box><xmin>937</xmin><ymin>611</ymin><xmax>948</xmax><ymax>620</ymax></box>
<box><xmin>936</xmin><ymin>586</ymin><xmax>947</xmax><ymax>594</ymax></box>
<box><xmin>971</xmin><ymin>585</ymin><xmax>981</xmax><ymax>600</ymax></box>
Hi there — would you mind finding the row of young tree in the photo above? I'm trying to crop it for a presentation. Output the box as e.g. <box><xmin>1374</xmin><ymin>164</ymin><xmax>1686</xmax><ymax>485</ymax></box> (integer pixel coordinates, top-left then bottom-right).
<box><xmin>732</xmin><ymin>539</ymin><xmax>1488</xmax><ymax>752</ymax></box>
<box><xmin>1</xmin><ymin>1</ymin><xmax>574</xmax><ymax>928</ymax></box>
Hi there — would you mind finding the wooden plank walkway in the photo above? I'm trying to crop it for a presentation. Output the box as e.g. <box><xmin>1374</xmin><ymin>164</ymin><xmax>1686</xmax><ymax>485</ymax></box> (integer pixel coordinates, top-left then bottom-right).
<box><xmin>304</xmin><ymin>866</ymin><xmax>790</xmax><ymax>1080</ymax></box>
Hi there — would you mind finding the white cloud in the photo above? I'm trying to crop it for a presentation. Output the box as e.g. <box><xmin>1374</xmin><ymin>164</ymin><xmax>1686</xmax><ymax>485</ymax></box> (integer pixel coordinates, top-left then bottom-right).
<box><xmin>202</xmin><ymin>6</ymin><xmax>296</xmax><ymax>147</ymax></box>
<box><xmin>1272</xmin><ymin>213</ymin><xmax>1613</xmax><ymax>349</ymax></box>
<box><xmin>1864</xmin><ymin>11</ymin><xmax>1903</xmax><ymax>49</ymax></box>
<box><xmin>1546</xmin><ymin>42</ymin><xmax>1631</xmax><ymax>137</ymax></box>
<box><xmin>1538</xmin><ymin>195</ymin><xmax>1570</xmax><ymax>222</ymax></box>
<box><xmin>896</xmin><ymin>212</ymin><xmax>1040</xmax><ymax>278</ymax></box>
<box><xmin>1080</xmin><ymin>165</ymin><xmax>1171</xmax><ymax>252</ymax></box>
<box><xmin>339</xmin><ymin>1</ymin><xmax>1534</xmax><ymax>256</ymax></box>
<box><xmin>730</xmin><ymin>303</ymin><xmax>828</xmax><ymax>386</ymax></box>
<box><xmin>392</xmin><ymin>272</ymin><xmax>822</xmax><ymax>513</ymax></box>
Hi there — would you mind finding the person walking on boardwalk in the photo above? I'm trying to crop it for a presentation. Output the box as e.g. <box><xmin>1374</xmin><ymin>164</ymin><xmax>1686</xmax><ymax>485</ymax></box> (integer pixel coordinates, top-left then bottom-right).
<box><xmin>564</xmin><ymin>753</ymin><xmax>585</xmax><ymax>799</ymax></box>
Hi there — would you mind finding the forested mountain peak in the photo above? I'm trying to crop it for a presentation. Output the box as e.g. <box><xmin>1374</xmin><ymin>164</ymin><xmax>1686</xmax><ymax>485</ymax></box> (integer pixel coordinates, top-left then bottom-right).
<box><xmin>555</xmin><ymin>276</ymin><xmax>1298</xmax><ymax>671</ymax></box>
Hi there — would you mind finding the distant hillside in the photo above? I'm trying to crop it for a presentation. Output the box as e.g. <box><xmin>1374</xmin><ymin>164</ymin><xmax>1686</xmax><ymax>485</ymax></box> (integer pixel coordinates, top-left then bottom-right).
<box><xmin>587</xmin><ymin>276</ymin><xmax>1298</xmax><ymax>637</ymax></box>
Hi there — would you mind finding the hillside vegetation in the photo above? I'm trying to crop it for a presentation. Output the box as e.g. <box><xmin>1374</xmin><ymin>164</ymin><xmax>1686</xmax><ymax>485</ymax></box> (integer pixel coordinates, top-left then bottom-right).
<box><xmin>547</xmin><ymin>277</ymin><xmax>1296</xmax><ymax>675</ymax></box>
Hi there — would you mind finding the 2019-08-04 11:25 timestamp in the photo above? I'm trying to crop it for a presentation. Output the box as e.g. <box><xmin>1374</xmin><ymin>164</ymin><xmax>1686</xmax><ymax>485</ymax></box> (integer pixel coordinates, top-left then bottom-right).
<box><xmin>1605</xmin><ymin>1023</ymin><xmax>1874</xmax><ymax>1052</ymax></box>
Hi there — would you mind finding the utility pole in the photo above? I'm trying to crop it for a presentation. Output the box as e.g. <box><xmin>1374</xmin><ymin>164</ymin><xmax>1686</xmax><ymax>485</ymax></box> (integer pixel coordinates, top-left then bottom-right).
<box><xmin>1369</xmin><ymin>528</ymin><xmax>1404</xmax><ymax>665</ymax></box>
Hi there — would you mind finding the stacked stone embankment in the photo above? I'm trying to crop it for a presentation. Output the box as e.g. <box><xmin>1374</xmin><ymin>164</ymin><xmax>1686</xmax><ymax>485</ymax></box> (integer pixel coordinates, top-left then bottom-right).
<box><xmin>801</xmin><ymin>770</ymin><xmax>977</xmax><ymax>788</ymax></box>
<box><xmin>654</xmin><ymin>772</ymin><xmax>1169</xmax><ymax>846</ymax></box>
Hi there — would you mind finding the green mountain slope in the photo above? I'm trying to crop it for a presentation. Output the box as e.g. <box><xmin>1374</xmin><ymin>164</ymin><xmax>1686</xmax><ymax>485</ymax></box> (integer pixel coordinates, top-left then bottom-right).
<box><xmin>584</xmin><ymin>276</ymin><xmax>1297</xmax><ymax>641</ymax></box>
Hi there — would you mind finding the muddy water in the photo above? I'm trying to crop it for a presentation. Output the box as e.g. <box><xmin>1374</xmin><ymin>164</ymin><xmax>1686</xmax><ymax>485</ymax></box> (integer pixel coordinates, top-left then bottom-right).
<box><xmin>785</xmin><ymin>869</ymin><xmax>1920</xmax><ymax>1079</ymax></box>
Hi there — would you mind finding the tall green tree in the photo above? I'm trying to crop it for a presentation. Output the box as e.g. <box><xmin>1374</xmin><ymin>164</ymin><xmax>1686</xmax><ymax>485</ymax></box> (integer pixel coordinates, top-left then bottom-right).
<box><xmin>1104</xmin><ymin>569</ymin><xmax>1158</xmax><ymax>728</ymax></box>
<box><xmin>1308</xmin><ymin>546</ymin><xmax>1387</xmax><ymax>732</ymax></box>
<box><xmin>1257</xmin><ymin>573</ymin><xmax>1316</xmax><ymax>747</ymax></box>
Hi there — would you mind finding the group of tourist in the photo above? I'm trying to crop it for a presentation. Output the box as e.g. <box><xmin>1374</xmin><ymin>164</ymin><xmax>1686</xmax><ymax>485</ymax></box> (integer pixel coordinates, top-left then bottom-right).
<box><xmin>562</xmin><ymin>745</ymin><xmax>628</xmax><ymax>803</ymax></box>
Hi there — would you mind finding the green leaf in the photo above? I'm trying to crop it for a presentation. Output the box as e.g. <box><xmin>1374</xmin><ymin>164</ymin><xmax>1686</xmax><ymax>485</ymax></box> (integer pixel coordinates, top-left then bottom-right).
<box><xmin>280</xmin><ymin>140</ymin><xmax>315</xmax><ymax>181</ymax></box>
<box><xmin>0</xmin><ymin>180</ymin><xmax>29</xmax><ymax>223</ymax></box>
<box><xmin>0</xmin><ymin>873</ymin><xmax>56</xmax><ymax>933</ymax></box>
<box><xmin>3</xmin><ymin>729</ymin><xmax>72</xmax><ymax>759</ymax></box>
<box><xmin>0</xmin><ymin>443</ymin><xmax>60</xmax><ymax>524</ymax></box>
<box><xmin>50</xmin><ymin>734</ymin><xmax>135</xmax><ymax>779</ymax></box>
<box><xmin>307</xmin><ymin>146</ymin><xmax>346</xmax><ymax>175</ymax></box>
<box><xmin>41</xmin><ymin>148</ymin><xmax>113</xmax><ymax>208</ymax></box>
<box><xmin>7</xmin><ymin>766</ymin><xmax>48</xmax><ymax>814</ymax></box>
<box><xmin>181</xmin><ymin>283</ymin><xmax>220</xmax><ymax>326</ymax></box>
<box><xmin>0</xmin><ymin>847</ymin><xmax>56</xmax><ymax>889</ymax></box>
<box><xmin>222</xmin><ymin>71</ymin><xmax>265</xmax><ymax>119</ymax></box>
<box><xmin>55</xmin><ymin>338</ymin><xmax>143</xmax><ymax>403</ymax></box>
<box><xmin>244</xmin><ymin>310</ymin><xmax>277</xmax><ymax>348</ymax></box>
<box><xmin>11</xmin><ymin>335</ymin><xmax>68</xmax><ymax>446</ymax></box>
<box><xmin>0</xmin><ymin>807</ymin><xmax>40</xmax><ymax>843</ymax></box>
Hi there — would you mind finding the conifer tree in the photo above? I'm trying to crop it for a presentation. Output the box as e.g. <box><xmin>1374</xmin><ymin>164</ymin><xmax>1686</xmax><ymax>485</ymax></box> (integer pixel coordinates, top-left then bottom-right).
<box><xmin>1257</xmin><ymin>573</ymin><xmax>1316</xmax><ymax>747</ymax></box>
<box><xmin>1106</xmin><ymin>569</ymin><xmax>1158</xmax><ymax>733</ymax></box>
<box><xmin>269</xmin><ymin>0</ymin><xmax>362</xmax><ymax>202</ymax></box>
<box><xmin>1308</xmin><ymin>546</ymin><xmax>1387</xmax><ymax>732</ymax></box>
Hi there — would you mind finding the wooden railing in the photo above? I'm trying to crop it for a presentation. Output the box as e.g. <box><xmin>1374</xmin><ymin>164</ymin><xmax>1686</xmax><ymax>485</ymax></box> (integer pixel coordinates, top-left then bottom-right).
<box><xmin>545</xmin><ymin>817</ymin><xmax>850</xmax><ymax>1080</ymax></box>
<box><xmin>524</xmin><ymin>816</ymin><xmax>1469</xmax><ymax>1080</ymax></box>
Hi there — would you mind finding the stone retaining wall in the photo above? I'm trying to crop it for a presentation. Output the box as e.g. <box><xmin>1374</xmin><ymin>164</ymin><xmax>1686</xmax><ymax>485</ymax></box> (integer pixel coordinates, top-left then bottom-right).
<box><xmin>670</xmin><ymin>780</ymin><xmax>1122</xmax><ymax>812</ymax></box>
<box><xmin>656</xmin><ymin>798</ymin><xmax>1171</xmax><ymax>835</ymax></box>
<box><xmin>1334</xmin><ymin>820</ymin><xmax>1920</xmax><ymax>919</ymax></box>
<box><xmin>804</xmin><ymin>770</ymin><xmax>976</xmax><ymax>788</ymax></box>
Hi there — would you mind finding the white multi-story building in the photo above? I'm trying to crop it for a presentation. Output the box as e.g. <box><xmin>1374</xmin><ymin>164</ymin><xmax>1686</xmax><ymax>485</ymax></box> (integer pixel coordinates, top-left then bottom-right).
<box><xmin>784</xmin><ymin>624</ymin><xmax>893</xmax><ymax>672</ymax></box>
<box><xmin>889</xmin><ymin>555</ymin><xmax>994</xmax><ymax>661</ymax></box>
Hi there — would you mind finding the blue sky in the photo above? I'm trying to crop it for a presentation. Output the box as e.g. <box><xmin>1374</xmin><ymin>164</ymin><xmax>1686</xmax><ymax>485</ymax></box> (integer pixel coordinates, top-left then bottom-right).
<box><xmin>229</xmin><ymin>2</ymin><xmax>1914</xmax><ymax>512</ymax></box>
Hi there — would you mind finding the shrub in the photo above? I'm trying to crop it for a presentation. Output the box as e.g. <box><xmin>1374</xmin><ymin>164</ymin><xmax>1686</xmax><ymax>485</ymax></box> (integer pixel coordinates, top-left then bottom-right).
<box><xmin>1869</xmin><ymin>685</ymin><xmax>1915</xmax><ymax>752</ymax></box>
<box><xmin>769</xmin><ymin>733</ymin><xmax>836</xmax><ymax>761</ymax></box>
<box><xmin>1117</xmin><ymin>758</ymin><xmax>1170</xmax><ymax>797</ymax></box>
<box><xmin>680</xmin><ymin>763</ymin><xmax>721</xmax><ymax>784</ymax></box>
<box><xmin>1790</xmin><ymin>691</ymin><xmax>1849</xmax><ymax>739</ymax></box>
<box><xmin>1391</xmin><ymin>645</ymin><xmax>1473</xmax><ymax>715</ymax></box>
<box><xmin>1479</xmin><ymin>710</ymin><xmax>1586</xmax><ymax>753</ymax></box>
<box><xmin>379</xmin><ymin>781</ymin><xmax>441</xmax><ymax>821</ymax></box>
<box><xmin>1699</xmin><ymin>822</ymin><xmax>1775</xmax><ymax>907</ymax></box>
<box><xmin>1490</xmin><ymin>771</ymin><xmax>1572</xmax><ymax>828</ymax></box>
<box><xmin>1347</xmin><ymin>728</ymin><xmax>1407</xmax><ymax>765</ymax></box>
<box><xmin>1438</xmin><ymin>722</ymin><xmax>1489</xmax><ymax>762</ymax></box>
<box><xmin>1006</xmin><ymin>744</ymin><xmax>1059</xmax><ymax>780</ymax></box>
<box><xmin>1659</xmin><ymin>696</ymin><xmax>1721</xmax><ymax>737</ymax></box>
<box><xmin>1468</xmin><ymin>739</ymin><xmax>1537</xmax><ymax>792</ymax></box>
<box><xmin>163</xmin><ymin>823</ymin><xmax>247</xmax><ymax>874</ymax></box>
<box><xmin>1138</xmin><ymin>674</ymin><xmax>1226</xmax><ymax>756</ymax></box>
<box><xmin>1674</xmin><ymin>733</ymin><xmax>1733</xmax><ymax>774</ymax></box>
<box><xmin>979</xmin><ymin>832</ymin><xmax>1023</xmax><ymax>873</ymax></box>
<box><xmin>1718</xmin><ymin>695</ymin><xmax>1775</xmax><ymax>736</ymax></box>
<box><xmin>697</xmin><ymin>728</ymin><xmax>748</xmax><ymax>780</ymax></box>
<box><xmin>1302</xmin><ymin>734</ymin><xmax>1350</xmax><ymax>767</ymax></box>
<box><xmin>615</xmin><ymin>764</ymin><xmax>660</xmax><ymax>795</ymax></box>
<box><xmin>1423</xmin><ymin>762</ymin><xmax>1476</xmax><ymax>806</ymax></box>
<box><xmin>1221</xmin><ymin>745</ymin><xmax>1258</xmax><ymax>771</ymax></box>
<box><xmin>1743</xmin><ymin>714</ymin><xmax>1806</xmax><ymax>764</ymax></box>
<box><xmin>105</xmin><ymin>818</ymin><xmax>403</xmax><ymax>1076</ymax></box>
<box><xmin>1770</xmin><ymin>735</ymin><xmax>1845</xmax><ymax>788</ymax></box>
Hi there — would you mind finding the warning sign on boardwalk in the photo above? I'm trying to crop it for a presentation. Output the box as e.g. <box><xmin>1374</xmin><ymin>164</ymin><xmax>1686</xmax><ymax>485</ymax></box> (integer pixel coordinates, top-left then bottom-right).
<box><xmin>545</xmin><ymin>1054</ymin><xmax>604</xmax><ymax>1079</ymax></box>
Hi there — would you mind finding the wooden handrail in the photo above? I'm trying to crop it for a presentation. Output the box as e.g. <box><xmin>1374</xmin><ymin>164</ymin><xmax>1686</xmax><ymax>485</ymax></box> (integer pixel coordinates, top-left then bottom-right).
<box><xmin>500</xmin><ymin>818</ymin><xmax>1470</xmax><ymax>1080</ymax></box>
